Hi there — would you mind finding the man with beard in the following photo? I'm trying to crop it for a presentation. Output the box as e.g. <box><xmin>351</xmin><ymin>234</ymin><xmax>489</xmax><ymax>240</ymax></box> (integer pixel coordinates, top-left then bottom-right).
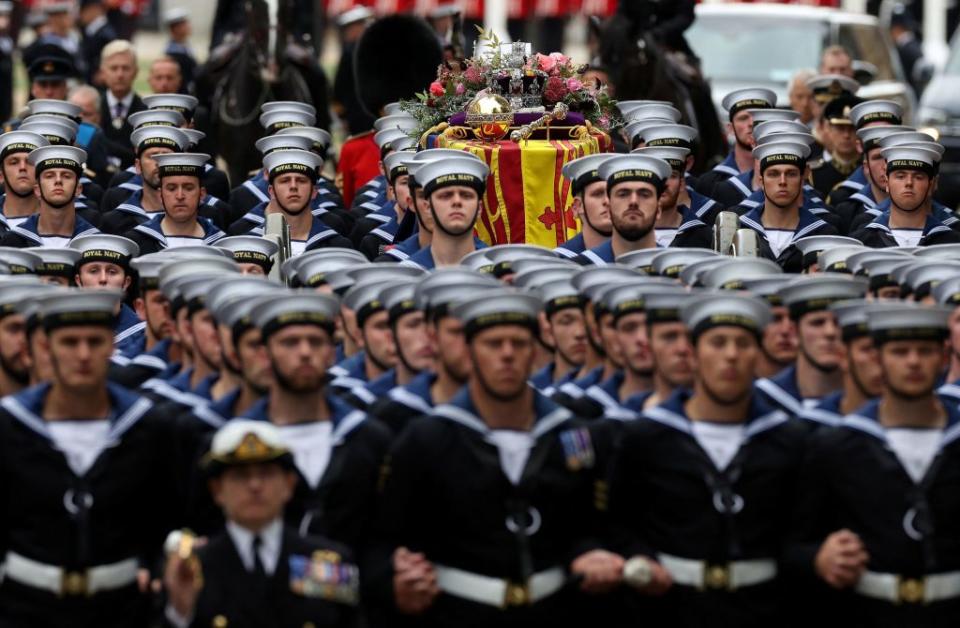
<box><xmin>854</xmin><ymin>145</ymin><xmax>960</xmax><ymax>247</ymax></box>
<box><xmin>99</xmin><ymin>126</ymin><xmax>190</xmax><ymax>235</ymax></box>
<box><xmin>401</xmin><ymin>157</ymin><xmax>491</xmax><ymax>270</ymax></box>
<box><xmin>576</xmin><ymin>155</ymin><xmax>672</xmax><ymax>265</ymax></box>
<box><xmin>832</xmin><ymin>125</ymin><xmax>901</xmax><ymax>236</ymax></box>
<box><xmin>756</xmin><ymin>275</ymin><xmax>868</xmax><ymax>417</ymax></box>
<box><xmin>694</xmin><ymin>88</ymin><xmax>776</xmax><ymax>198</ymax></box>
<box><xmin>737</xmin><ymin>141</ymin><xmax>838</xmax><ymax>272</ymax></box>
<box><xmin>366</xmin><ymin>270</ymin><xmax>501</xmax><ymax>432</ymax></box>
<box><xmin>788</xmin><ymin>303</ymin><xmax>960</xmax><ymax>624</ymax></box>
<box><xmin>123</xmin><ymin>153</ymin><xmax>226</xmax><ymax>254</ymax></box>
<box><xmin>0</xmin><ymin>131</ymin><xmax>49</xmax><ymax>231</ymax></box>
<box><xmin>375</xmin><ymin>289</ymin><xmax>619</xmax><ymax>627</ymax></box>
<box><xmin>798</xmin><ymin>300</ymin><xmax>884</xmax><ymax>430</ymax></box>
<box><xmin>529</xmin><ymin>279</ymin><xmax>588</xmax><ymax>396</ymax></box>
<box><xmin>237</xmin><ymin>149</ymin><xmax>351</xmax><ymax>255</ymax></box>
<box><xmin>609</xmin><ymin>293</ymin><xmax>807</xmax><ymax>627</ymax></box>
<box><xmin>636</xmin><ymin>145</ymin><xmax>712</xmax><ymax>248</ymax></box>
<box><xmin>0</xmin><ymin>278</ymin><xmax>46</xmax><ymax>395</ymax></box>
<box><xmin>345</xmin><ymin>281</ymin><xmax>436</xmax><ymax>412</ymax></box>
<box><xmin>0</xmin><ymin>145</ymin><xmax>100</xmax><ymax>248</ymax></box>
<box><xmin>330</xmin><ymin>278</ymin><xmax>399</xmax><ymax>399</ymax></box>
<box><xmin>233</xmin><ymin>292</ymin><xmax>391</xmax><ymax>552</ymax></box>
<box><xmin>554</xmin><ymin>154</ymin><xmax>611</xmax><ymax>259</ymax></box>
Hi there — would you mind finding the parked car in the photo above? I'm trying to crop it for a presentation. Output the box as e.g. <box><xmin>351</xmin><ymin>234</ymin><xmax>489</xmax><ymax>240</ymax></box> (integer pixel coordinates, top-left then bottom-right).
<box><xmin>687</xmin><ymin>3</ymin><xmax>915</xmax><ymax>125</ymax></box>
<box><xmin>917</xmin><ymin>33</ymin><xmax>960</xmax><ymax>209</ymax></box>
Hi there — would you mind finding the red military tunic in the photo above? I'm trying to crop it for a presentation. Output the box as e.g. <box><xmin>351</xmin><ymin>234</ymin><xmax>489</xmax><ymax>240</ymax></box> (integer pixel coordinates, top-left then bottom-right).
<box><xmin>337</xmin><ymin>130</ymin><xmax>381</xmax><ymax>208</ymax></box>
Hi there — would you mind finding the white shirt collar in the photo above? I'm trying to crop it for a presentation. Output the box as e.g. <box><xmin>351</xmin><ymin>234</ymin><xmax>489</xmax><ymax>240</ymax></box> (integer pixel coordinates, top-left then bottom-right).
<box><xmin>226</xmin><ymin>517</ymin><xmax>283</xmax><ymax>575</ymax></box>
<box><xmin>106</xmin><ymin>90</ymin><xmax>135</xmax><ymax>112</ymax></box>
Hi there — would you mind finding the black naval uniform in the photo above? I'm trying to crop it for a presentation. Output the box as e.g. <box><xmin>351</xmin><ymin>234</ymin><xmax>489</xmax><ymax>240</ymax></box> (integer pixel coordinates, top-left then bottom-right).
<box><xmin>609</xmin><ymin>389</ymin><xmax>807</xmax><ymax>627</ymax></box>
<box><xmin>810</xmin><ymin>153</ymin><xmax>860</xmax><ymax>200</ymax></box>
<box><xmin>0</xmin><ymin>383</ymin><xmax>190</xmax><ymax>627</ymax></box>
<box><xmin>787</xmin><ymin>400</ymin><xmax>960</xmax><ymax>625</ymax></box>
<box><xmin>372</xmin><ymin>388</ymin><xmax>610</xmax><ymax>628</ymax></box>
<box><xmin>178</xmin><ymin>526</ymin><xmax>360</xmax><ymax>628</ymax></box>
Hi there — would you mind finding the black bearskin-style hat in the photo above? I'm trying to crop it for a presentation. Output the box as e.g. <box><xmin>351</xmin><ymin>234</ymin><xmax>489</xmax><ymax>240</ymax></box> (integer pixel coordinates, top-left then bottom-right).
<box><xmin>354</xmin><ymin>14</ymin><xmax>444</xmax><ymax>118</ymax></box>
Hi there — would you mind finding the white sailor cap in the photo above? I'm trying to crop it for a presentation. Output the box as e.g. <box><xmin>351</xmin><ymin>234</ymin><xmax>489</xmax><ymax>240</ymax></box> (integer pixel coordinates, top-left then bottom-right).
<box><xmin>429</xmin><ymin>3</ymin><xmax>461</xmax><ymax>18</ymax></box>
<box><xmin>598</xmin><ymin>154</ymin><xmax>671</xmax><ymax>191</ymax></box>
<box><xmin>130</xmin><ymin>125</ymin><xmax>190</xmax><ymax>153</ymax></box>
<box><xmin>601</xmin><ymin>281</ymin><xmax>682</xmax><ymax>321</ymax></box>
<box><xmin>69</xmin><ymin>234</ymin><xmax>140</xmax><ymax>268</ymax></box>
<box><xmin>932</xmin><ymin>276</ymin><xmax>960</xmax><ymax>306</ymax></box>
<box><xmin>451</xmin><ymin>289</ymin><xmax>542</xmax><ymax>339</ymax></box>
<box><xmin>651</xmin><ymin>248</ymin><xmax>718</xmax><ymax>279</ymax></box>
<box><xmin>903</xmin><ymin>262</ymin><xmax>960</xmax><ymax>300</ymax></box>
<box><xmin>882</xmin><ymin>145</ymin><xmax>941</xmax><ymax>176</ymax></box>
<box><xmin>698</xmin><ymin>258</ymin><xmax>783</xmax><ymax>290</ymax></box>
<box><xmin>374</xmin><ymin>114</ymin><xmax>418</xmax><ymax>134</ymax></box>
<box><xmin>20</xmin><ymin>118</ymin><xmax>75</xmax><ymax>144</ymax></box>
<box><xmin>621</xmin><ymin>102</ymin><xmax>682</xmax><ymax>123</ymax></box>
<box><xmin>342</xmin><ymin>279</ymin><xmax>394</xmax><ymax>327</ymax></box>
<box><xmin>829</xmin><ymin>299</ymin><xmax>871</xmax><ymax>339</ymax></box>
<box><xmin>561</xmin><ymin>154</ymin><xmax>610</xmax><ymax>195</ymax></box>
<box><xmin>615</xmin><ymin>248</ymin><xmax>662</xmax><ymax>273</ymax></box>
<box><xmin>857</xmin><ymin>125</ymin><xmax>912</xmax><ymax>151</ymax></box>
<box><xmin>204</xmin><ymin>420</ymin><xmax>292</xmax><ymax>474</ymax></box>
<box><xmin>721</xmin><ymin>88</ymin><xmax>777</xmax><ymax>117</ymax></box>
<box><xmin>623</xmin><ymin>119</ymin><xmax>673</xmax><ymax>147</ymax></box>
<box><xmin>276</xmin><ymin>126</ymin><xmax>333</xmax><ymax>152</ymax></box>
<box><xmin>878</xmin><ymin>130</ymin><xmax>939</xmax><ymax>149</ymax></box>
<box><xmin>747</xmin><ymin>108</ymin><xmax>801</xmax><ymax>124</ymax></box>
<box><xmin>255</xmin><ymin>133</ymin><xmax>313</xmax><ymax>155</ymax></box>
<box><xmin>738</xmin><ymin>276</ymin><xmax>793</xmax><ymax>306</ymax></box>
<box><xmin>806</xmin><ymin>74</ymin><xmax>860</xmax><ymax>103</ymax></box>
<box><xmin>128</xmin><ymin>109</ymin><xmax>186</xmax><ymax>129</ymax></box>
<box><xmin>679</xmin><ymin>256</ymin><xmax>730</xmax><ymax>287</ymax></box>
<box><xmin>28</xmin><ymin>247</ymin><xmax>80</xmax><ymax>278</ymax></box>
<box><xmin>756</xmin><ymin>132</ymin><xmax>815</xmax><ymax>148</ymax></box>
<box><xmin>261</xmin><ymin>101</ymin><xmax>317</xmax><ymax>117</ymax></box>
<box><xmin>163</xmin><ymin>7</ymin><xmax>190</xmax><ymax>25</ymax></box>
<box><xmin>250</xmin><ymin>290</ymin><xmax>340</xmax><ymax>337</ymax></box>
<box><xmin>383</xmin><ymin>150</ymin><xmax>416</xmax><ymax>182</ymax></box>
<box><xmin>153</xmin><ymin>152</ymin><xmax>211</xmax><ymax>178</ymax></box>
<box><xmin>142</xmin><ymin>93</ymin><xmax>199</xmax><ymax>118</ymax></box>
<box><xmin>867</xmin><ymin>302</ymin><xmax>951</xmax><ymax>343</ymax></box>
<box><xmin>778</xmin><ymin>275</ymin><xmax>869</xmax><ymax>319</ymax></box>
<box><xmin>263</xmin><ymin>149</ymin><xmax>322</xmax><ymax>181</ymax></box>
<box><xmin>753</xmin><ymin>119</ymin><xmax>811</xmax><ymax>139</ymax></box>
<box><xmin>373</xmin><ymin>128</ymin><xmax>411</xmax><ymax>150</ymax></box>
<box><xmin>382</xmin><ymin>102</ymin><xmax>404</xmax><ymax>116</ymax></box>
<box><xmin>416</xmin><ymin>156</ymin><xmax>490</xmax><ymax>196</ymax></box>
<box><xmin>0</xmin><ymin>276</ymin><xmax>47</xmax><ymax>315</ymax></box>
<box><xmin>459</xmin><ymin>249</ymin><xmax>495</xmax><ymax>272</ymax></box>
<box><xmin>846</xmin><ymin>249</ymin><xmax>911</xmax><ymax>276</ymax></box>
<box><xmin>37</xmin><ymin>288</ymin><xmax>123</xmax><ymax>331</ymax></box>
<box><xmin>380</xmin><ymin>281</ymin><xmax>421</xmax><ymax>324</ymax></box>
<box><xmin>818</xmin><ymin>245</ymin><xmax>869</xmax><ymax>274</ymax></box>
<box><xmin>681</xmin><ymin>292</ymin><xmax>771</xmax><ymax>339</ymax></box>
<box><xmin>632</xmin><ymin>146</ymin><xmax>690</xmax><ymax>171</ymax></box>
<box><xmin>0</xmin><ymin>130</ymin><xmax>49</xmax><ymax>158</ymax></box>
<box><xmin>25</xmin><ymin>99</ymin><xmax>81</xmax><ymax>120</ymax></box>
<box><xmin>215</xmin><ymin>235</ymin><xmax>279</xmax><ymax>272</ymax></box>
<box><xmin>640</xmin><ymin>124</ymin><xmax>698</xmax><ymax>150</ymax></box>
<box><xmin>857</xmin><ymin>256</ymin><xmax>914</xmax><ymax>293</ymax></box>
<box><xmin>336</xmin><ymin>6</ymin><xmax>374</xmax><ymax>27</ymax></box>
<box><xmin>259</xmin><ymin>109</ymin><xmax>315</xmax><ymax>132</ymax></box>
<box><xmin>415</xmin><ymin>271</ymin><xmax>501</xmax><ymax>315</ymax></box>
<box><xmin>206</xmin><ymin>276</ymin><xmax>277</xmax><ymax>327</ymax></box>
<box><xmin>158</xmin><ymin>256</ymin><xmax>240</xmax><ymax>297</ymax></box>
<box><xmin>752</xmin><ymin>141</ymin><xmax>811</xmax><ymax>173</ymax></box>
<box><xmin>482</xmin><ymin>244</ymin><xmax>559</xmax><ymax>277</ymax></box>
<box><xmin>793</xmin><ymin>235</ymin><xmax>863</xmax><ymax>270</ymax></box>
<box><xmin>407</xmin><ymin>149</ymin><xmax>483</xmax><ymax>187</ymax></box>
<box><xmin>849</xmin><ymin>99</ymin><xmax>902</xmax><ymax>129</ymax></box>
<box><xmin>180</xmin><ymin>129</ymin><xmax>205</xmax><ymax>149</ymax></box>
<box><xmin>28</xmin><ymin>145</ymin><xmax>85</xmax><ymax>174</ymax></box>
<box><xmin>282</xmin><ymin>249</ymin><xmax>366</xmax><ymax>287</ymax></box>
<box><xmin>534</xmin><ymin>279</ymin><xmax>584</xmax><ymax>315</ymax></box>
<box><xmin>570</xmin><ymin>266</ymin><xmax>645</xmax><ymax>298</ymax></box>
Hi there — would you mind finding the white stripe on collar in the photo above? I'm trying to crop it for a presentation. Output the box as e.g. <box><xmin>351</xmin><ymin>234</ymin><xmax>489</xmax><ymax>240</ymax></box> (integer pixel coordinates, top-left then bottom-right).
<box><xmin>114</xmin><ymin>321</ymin><xmax>145</xmax><ymax>344</ymax></box>
<box><xmin>388</xmin><ymin>386</ymin><xmax>433</xmax><ymax>414</ymax></box>
<box><xmin>580</xmin><ymin>250</ymin><xmax>608</xmax><ymax>266</ymax></box>
<box><xmin>242</xmin><ymin>180</ymin><xmax>269</xmax><ymax>203</ymax></box>
<box><xmin>755</xmin><ymin>378</ymin><xmax>802</xmax><ymax>415</ymax></box>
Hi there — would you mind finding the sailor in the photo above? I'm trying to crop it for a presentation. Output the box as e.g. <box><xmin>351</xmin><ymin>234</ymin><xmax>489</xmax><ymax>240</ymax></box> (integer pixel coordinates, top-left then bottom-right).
<box><xmin>215</xmin><ymin>235</ymin><xmax>279</xmax><ymax>276</ymax></box>
<box><xmin>831</xmin><ymin>125</ymin><xmax>903</xmax><ymax>235</ymax></box>
<box><xmin>634</xmin><ymin>145</ymin><xmax>712</xmax><ymax>248</ymax></box>
<box><xmin>554</xmin><ymin>154</ymin><xmax>611</xmax><ymax>259</ymax></box>
<box><xmin>787</xmin><ymin>302</ymin><xmax>960</xmax><ymax>624</ymax></box>
<box><xmin>0</xmin><ymin>130</ymin><xmax>49</xmax><ymax>232</ymax></box>
<box><xmin>0</xmin><ymin>276</ymin><xmax>47</xmax><ymax>396</ymax></box>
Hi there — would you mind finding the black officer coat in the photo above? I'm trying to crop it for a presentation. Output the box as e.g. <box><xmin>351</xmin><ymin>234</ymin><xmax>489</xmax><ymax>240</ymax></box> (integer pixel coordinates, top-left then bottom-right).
<box><xmin>608</xmin><ymin>389</ymin><xmax>808</xmax><ymax>627</ymax></box>
<box><xmin>786</xmin><ymin>400</ymin><xmax>960</xmax><ymax>625</ymax></box>
<box><xmin>371</xmin><ymin>388</ymin><xmax>611</xmax><ymax>628</ymax></box>
<box><xmin>183</xmin><ymin>527</ymin><xmax>360</xmax><ymax>628</ymax></box>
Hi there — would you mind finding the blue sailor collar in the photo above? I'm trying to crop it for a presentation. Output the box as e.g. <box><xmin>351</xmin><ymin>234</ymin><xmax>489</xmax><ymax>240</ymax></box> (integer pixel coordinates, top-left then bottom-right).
<box><xmin>386</xmin><ymin>371</ymin><xmax>436</xmax><ymax>415</ymax></box>
<box><xmin>192</xmin><ymin>373</ymin><xmax>219</xmax><ymax>401</ymax></box>
<box><xmin>798</xmin><ymin>390</ymin><xmax>846</xmax><ymax>427</ymax></box>
<box><xmin>383</xmin><ymin>233</ymin><xmax>421</xmax><ymax>260</ymax></box>
<box><xmin>554</xmin><ymin>232</ymin><xmax>586</xmax><ymax>258</ymax></box>
<box><xmin>725</xmin><ymin>169</ymin><xmax>754</xmax><ymax>200</ymax></box>
<box><xmin>165</xmin><ymin>41</ymin><xmax>194</xmax><ymax>56</ymax></box>
<box><xmin>643</xmin><ymin>388</ymin><xmax>788</xmax><ymax>439</ymax></box>
<box><xmin>848</xmin><ymin>183</ymin><xmax>877</xmax><ymax>208</ymax></box>
<box><xmin>876</xmin><ymin>197</ymin><xmax>953</xmax><ymax>220</ymax></box>
<box><xmin>401</xmin><ymin>238</ymin><xmax>491</xmax><ymax>270</ymax></box>
<box><xmin>349</xmin><ymin>368</ymin><xmax>398</xmax><ymax>406</ymax></box>
<box><xmin>863</xmin><ymin>210</ymin><xmax>954</xmax><ymax>239</ymax></box>
<box><xmin>843</xmin><ymin>398</ymin><xmax>960</xmax><ymax>452</ymax></box>
<box><xmin>132</xmin><ymin>213</ymin><xmax>225</xmax><ymax>248</ymax></box>
<box><xmin>367</xmin><ymin>212</ymin><xmax>402</xmax><ymax>244</ymax></box>
<box><xmin>239</xmin><ymin>392</ymin><xmax>368</xmax><ymax>444</ymax></box>
<box><xmin>685</xmin><ymin>188</ymin><xmax>718</xmax><ymax>220</ymax></box>
<box><xmin>248</xmin><ymin>212</ymin><xmax>340</xmax><ymax>248</ymax></box>
<box><xmin>192</xmin><ymin>387</ymin><xmax>243</xmax><ymax>428</ymax></box>
<box><xmin>115</xmin><ymin>189</ymin><xmax>152</xmax><ymax>219</ymax></box>
<box><xmin>580</xmin><ymin>240</ymin><xmax>614</xmax><ymax>265</ymax></box>
<box><xmin>530</xmin><ymin>362</ymin><xmax>556</xmax><ymax>391</ymax></box>
<box><xmin>118</xmin><ymin>174</ymin><xmax>143</xmax><ymax>194</ymax></box>
<box><xmin>0</xmin><ymin>381</ymin><xmax>154</xmax><ymax>444</ymax></box>
<box><xmin>329</xmin><ymin>351</ymin><xmax>369</xmax><ymax>389</ymax></box>
<box><xmin>114</xmin><ymin>303</ymin><xmax>146</xmax><ymax>346</ymax></box>
<box><xmin>12</xmin><ymin>212</ymin><xmax>99</xmax><ymax>245</ymax></box>
<box><xmin>755</xmin><ymin>364</ymin><xmax>806</xmax><ymax>415</ymax></box>
<box><xmin>583</xmin><ymin>371</ymin><xmax>634</xmax><ymax>420</ymax></box>
<box><xmin>129</xmin><ymin>337</ymin><xmax>173</xmax><ymax>372</ymax></box>
<box><xmin>739</xmin><ymin>202</ymin><xmax>828</xmax><ymax>245</ymax></box>
<box><xmin>712</xmin><ymin>151</ymin><xmax>740</xmax><ymax>177</ymax></box>
<box><xmin>837</xmin><ymin>165</ymin><xmax>867</xmax><ymax>191</ymax></box>
<box><xmin>556</xmin><ymin>364</ymin><xmax>605</xmax><ymax>400</ymax></box>
<box><xmin>432</xmin><ymin>385</ymin><xmax>574</xmax><ymax>440</ymax></box>
<box><xmin>167</xmin><ymin>367</ymin><xmax>194</xmax><ymax>393</ymax></box>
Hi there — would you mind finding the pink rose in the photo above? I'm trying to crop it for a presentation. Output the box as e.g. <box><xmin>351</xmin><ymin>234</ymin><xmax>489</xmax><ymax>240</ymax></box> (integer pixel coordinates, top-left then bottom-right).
<box><xmin>549</xmin><ymin>52</ymin><xmax>569</xmax><ymax>66</ymax></box>
<box><xmin>455</xmin><ymin>83</ymin><xmax>466</xmax><ymax>95</ymax></box>
<box><xmin>429</xmin><ymin>81</ymin><xmax>445</xmax><ymax>97</ymax></box>
<box><xmin>464</xmin><ymin>65</ymin><xmax>482</xmax><ymax>84</ymax></box>
<box><xmin>537</xmin><ymin>53</ymin><xmax>557</xmax><ymax>73</ymax></box>
<box><xmin>566</xmin><ymin>78</ymin><xmax>583</xmax><ymax>92</ymax></box>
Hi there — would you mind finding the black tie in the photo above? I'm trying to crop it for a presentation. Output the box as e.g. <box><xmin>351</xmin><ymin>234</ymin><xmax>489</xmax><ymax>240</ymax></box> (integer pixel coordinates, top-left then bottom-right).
<box><xmin>251</xmin><ymin>535</ymin><xmax>267</xmax><ymax>579</ymax></box>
